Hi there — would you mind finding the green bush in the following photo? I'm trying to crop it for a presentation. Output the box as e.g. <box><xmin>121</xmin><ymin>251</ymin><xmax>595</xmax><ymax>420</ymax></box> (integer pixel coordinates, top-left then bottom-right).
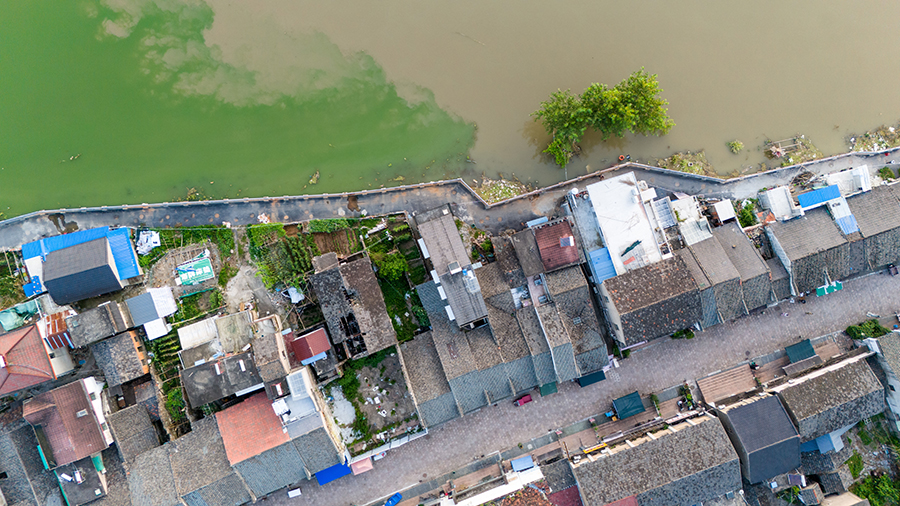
<box><xmin>736</xmin><ymin>201</ymin><xmax>757</xmax><ymax>228</ymax></box>
<box><xmin>846</xmin><ymin>452</ymin><xmax>863</xmax><ymax>479</ymax></box>
<box><xmin>672</xmin><ymin>329</ymin><xmax>695</xmax><ymax>339</ymax></box>
<box><xmin>218</xmin><ymin>263</ymin><xmax>238</xmax><ymax>288</ymax></box>
<box><xmin>727</xmin><ymin>140</ymin><xmax>744</xmax><ymax>154</ymax></box>
<box><xmin>852</xmin><ymin>474</ymin><xmax>900</xmax><ymax>506</ymax></box>
<box><xmin>165</xmin><ymin>389</ymin><xmax>186</xmax><ymax>423</ymax></box>
<box><xmin>880</xmin><ymin>166</ymin><xmax>895</xmax><ymax>180</ymax></box>
<box><xmin>373</xmin><ymin>251</ymin><xmax>409</xmax><ymax>281</ymax></box>
<box><xmin>858</xmin><ymin>427</ymin><xmax>873</xmax><ymax>446</ymax></box>
<box><xmin>847</xmin><ymin>319</ymin><xmax>890</xmax><ymax>339</ymax></box>
<box><xmin>308</xmin><ymin>218</ymin><xmax>351</xmax><ymax>234</ymax></box>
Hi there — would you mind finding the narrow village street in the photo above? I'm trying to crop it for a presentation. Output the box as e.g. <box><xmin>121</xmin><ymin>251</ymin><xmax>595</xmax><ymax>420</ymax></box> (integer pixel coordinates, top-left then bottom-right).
<box><xmin>277</xmin><ymin>269</ymin><xmax>900</xmax><ymax>506</ymax></box>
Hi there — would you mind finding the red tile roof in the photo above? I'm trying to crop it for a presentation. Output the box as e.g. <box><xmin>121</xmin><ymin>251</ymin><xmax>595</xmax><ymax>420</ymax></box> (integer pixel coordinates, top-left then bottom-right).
<box><xmin>0</xmin><ymin>325</ymin><xmax>55</xmax><ymax>395</ymax></box>
<box><xmin>216</xmin><ymin>391</ymin><xmax>289</xmax><ymax>465</ymax></box>
<box><xmin>22</xmin><ymin>380</ymin><xmax>107</xmax><ymax>467</ymax></box>
<box><xmin>291</xmin><ymin>328</ymin><xmax>331</xmax><ymax>362</ymax></box>
<box><xmin>534</xmin><ymin>220</ymin><xmax>580</xmax><ymax>272</ymax></box>
<box><xmin>602</xmin><ymin>496</ymin><xmax>636</xmax><ymax>506</ymax></box>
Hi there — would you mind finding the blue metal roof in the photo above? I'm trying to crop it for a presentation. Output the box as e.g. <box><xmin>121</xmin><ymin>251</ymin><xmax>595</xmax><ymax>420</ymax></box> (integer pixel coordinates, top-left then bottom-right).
<box><xmin>315</xmin><ymin>462</ymin><xmax>352</xmax><ymax>485</ymax></box>
<box><xmin>835</xmin><ymin>215</ymin><xmax>859</xmax><ymax>235</ymax></box>
<box><xmin>797</xmin><ymin>185</ymin><xmax>841</xmax><ymax>209</ymax></box>
<box><xmin>511</xmin><ymin>455</ymin><xmax>535</xmax><ymax>472</ymax></box>
<box><xmin>21</xmin><ymin>226</ymin><xmax>140</xmax><ymax>279</ymax></box>
<box><xmin>588</xmin><ymin>248</ymin><xmax>617</xmax><ymax>284</ymax></box>
<box><xmin>23</xmin><ymin>276</ymin><xmax>42</xmax><ymax>298</ymax></box>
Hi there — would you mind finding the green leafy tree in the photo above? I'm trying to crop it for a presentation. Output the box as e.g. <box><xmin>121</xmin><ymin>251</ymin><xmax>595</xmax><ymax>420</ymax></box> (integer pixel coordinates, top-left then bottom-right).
<box><xmin>373</xmin><ymin>251</ymin><xmax>408</xmax><ymax>281</ymax></box>
<box><xmin>533</xmin><ymin>69</ymin><xmax>674</xmax><ymax>168</ymax></box>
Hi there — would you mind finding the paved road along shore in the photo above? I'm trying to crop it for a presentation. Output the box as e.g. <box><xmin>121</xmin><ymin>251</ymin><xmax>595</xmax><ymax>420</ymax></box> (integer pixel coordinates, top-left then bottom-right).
<box><xmin>2</xmin><ymin>147</ymin><xmax>899</xmax><ymax>250</ymax></box>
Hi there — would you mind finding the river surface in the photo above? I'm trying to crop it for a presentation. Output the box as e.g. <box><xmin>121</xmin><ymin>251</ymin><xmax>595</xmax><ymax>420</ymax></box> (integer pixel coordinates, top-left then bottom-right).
<box><xmin>3</xmin><ymin>1</ymin><xmax>900</xmax><ymax>217</ymax></box>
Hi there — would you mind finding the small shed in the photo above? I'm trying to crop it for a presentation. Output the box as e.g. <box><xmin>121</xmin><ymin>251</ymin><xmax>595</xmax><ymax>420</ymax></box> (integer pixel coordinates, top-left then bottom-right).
<box><xmin>613</xmin><ymin>391</ymin><xmax>645</xmax><ymax>420</ymax></box>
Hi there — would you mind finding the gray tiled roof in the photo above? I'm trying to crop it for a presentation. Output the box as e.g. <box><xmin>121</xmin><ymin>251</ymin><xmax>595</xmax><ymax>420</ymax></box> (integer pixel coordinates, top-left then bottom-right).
<box><xmin>44</xmin><ymin>238</ymin><xmax>123</xmax><ymax>305</ymax></box>
<box><xmin>535</xmin><ymin>304</ymin><xmax>569</xmax><ymax>348</ymax></box>
<box><xmin>108</xmin><ymin>404</ymin><xmax>159</xmax><ymax>464</ymax></box>
<box><xmin>420</xmin><ymin>282</ymin><xmax>478</xmax><ymax>380</ymax></box>
<box><xmin>510</xmin><ymin>229</ymin><xmax>544</xmax><ymax>277</ymax></box>
<box><xmin>492</xmin><ymin>237</ymin><xmax>527</xmax><ymax>289</ymax></box>
<box><xmin>232</xmin><ymin>443</ymin><xmax>308</xmax><ymax>497</ymax></box>
<box><xmin>467</xmin><ymin>325</ymin><xmax>502</xmax><ymax>370</ymax></box>
<box><xmin>849</xmin><ymin>185</ymin><xmax>900</xmax><ymax>237</ymax></box>
<box><xmin>449</xmin><ymin>371</ymin><xmax>489</xmax><ymax>413</ymax></box>
<box><xmin>689</xmin><ymin>237</ymin><xmax>741</xmax><ymax>286</ymax></box>
<box><xmin>768</xmin><ymin>208</ymin><xmax>847</xmax><ymax>261</ymax></box>
<box><xmin>67</xmin><ymin>303</ymin><xmax>132</xmax><ymax>348</ymax></box>
<box><xmin>341</xmin><ymin>256</ymin><xmax>397</xmax><ymax>353</ymax></box>
<box><xmin>168</xmin><ymin>418</ymin><xmax>239</xmax><ymax>500</ymax></box>
<box><xmin>713</xmin><ymin>222</ymin><xmax>770</xmax><ymax>280</ymax></box>
<box><xmin>604</xmin><ymin>256</ymin><xmax>699</xmax><ymax>314</ymax></box>
<box><xmin>554</xmin><ymin>286</ymin><xmax>604</xmax><ymax>357</ymax></box>
<box><xmin>718</xmin><ymin>396</ymin><xmax>800</xmax><ymax>484</ymax></box>
<box><xmin>475</xmin><ymin>262</ymin><xmax>510</xmax><ymax>300</ymax></box>
<box><xmin>878</xmin><ymin>333</ymin><xmax>900</xmax><ymax>378</ymax></box>
<box><xmin>551</xmin><ymin>342</ymin><xmax>578</xmax><ymax>382</ymax></box>
<box><xmin>92</xmin><ymin>447</ymin><xmax>132</xmax><ymax>506</ymax></box>
<box><xmin>517</xmin><ymin>307</ymin><xmax>549</xmax><ymax>356</ymax></box>
<box><xmin>129</xmin><ymin>446</ymin><xmax>179</xmax><ymax>506</ymax></box>
<box><xmin>768</xmin><ymin>257</ymin><xmax>792</xmax><ymax>301</ymax></box>
<box><xmin>504</xmin><ymin>355</ymin><xmax>539</xmax><ymax>394</ymax></box>
<box><xmin>292</xmin><ymin>427</ymin><xmax>341</xmax><ymax>475</ymax></box>
<box><xmin>572</xmin><ymin>416</ymin><xmax>741</xmax><ymax>506</ymax></box>
<box><xmin>251</xmin><ymin>319</ymin><xmax>288</xmax><ymax>383</ymax></box>
<box><xmin>531</xmin><ymin>352</ymin><xmax>557</xmax><ymax>386</ymax></box>
<box><xmin>677</xmin><ymin>248</ymin><xmax>711</xmax><ymax>291</ymax></box>
<box><xmin>416</xmin><ymin>210</ymin><xmax>469</xmax><ymax>276</ymax></box>
<box><xmin>484</xmin><ymin>296</ymin><xmax>530</xmax><ymax>361</ymax></box>
<box><xmin>478</xmin><ymin>363</ymin><xmax>514</xmax><ymax>403</ymax></box>
<box><xmin>399</xmin><ymin>332</ymin><xmax>452</xmax><ymax>403</ymax></box>
<box><xmin>774</xmin><ymin>358</ymin><xmax>885</xmax><ymax>442</ymax></box>
<box><xmin>416</xmin><ymin>392</ymin><xmax>462</xmax><ymax>428</ymax></box>
<box><xmin>91</xmin><ymin>332</ymin><xmax>146</xmax><ymax>387</ymax></box>
<box><xmin>180</xmin><ymin>352</ymin><xmax>263</xmax><ymax>407</ymax></box>
<box><xmin>0</xmin><ymin>423</ymin><xmax>59</xmax><ymax>506</ymax></box>
<box><xmin>544</xmin><ymin>266</ymin><xmax>587</xmax><ymax>296</ymax></box>
<box><xmin>309</xmin><ymin>267</ymin><xmax>350</xmax><ymax>343</ymax></box>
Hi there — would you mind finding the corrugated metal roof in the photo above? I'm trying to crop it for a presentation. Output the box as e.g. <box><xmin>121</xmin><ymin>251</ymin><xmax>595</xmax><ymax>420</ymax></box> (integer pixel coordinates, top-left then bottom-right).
<box><xmin>107</xmin><ymin>227</ymin><xmax>141</xmax><ymax>279</ymax></box>
<box><xmin>22</xmin><ymin>226</ymin><xmax>140</xmax><ymax>280</ymax></box>
<box><xmin>127</xmin><ymin>293</ymin><xmax>160</xmax><ymax>327</ymax></box>
<box><xmin>797</xmin><ymin>185</ymin><xmax>841</xmax><ymax>209</ymax></box>
<box><xmin>835</xmin><ymin>215</ymin><xmax>859</xmax><ymax>235</ymax></box>
<box><xmin>589</xmin><ymin>248</ymin><xmax>617</xmax><ymax>284</ymax></box>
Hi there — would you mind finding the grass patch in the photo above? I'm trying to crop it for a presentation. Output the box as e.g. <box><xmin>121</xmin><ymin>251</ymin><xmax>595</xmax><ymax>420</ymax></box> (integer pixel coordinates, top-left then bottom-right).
<box><xmin>846</xmin><ymin>319</ymin><xmax>890</xmax><ymax>339</ymax></box>
<box><xmin>308</xmin><ymin>218</ymin><xmax>354</xmax><ymax>234</ymax></box>
<box><xmin>846</xmin><ymin>451</ymin><xmax>863</xmax><ymax>479</ymax></box>
<box><xmin>852</xmin><ymin>474</ymin><xmax>900</xmax><ymax>506</ymax></box>
<box><xmin>880</xmin><ymin>166</ymin><xmax>896</xmax><ymax>181</ymax></box>
<box><xmin>858</xmin><ymin>427</ymin><xmax>874</xmax><ymax>446</ymax></box>
<box><xmin>379</xmin><ymin>278</ymin><xmax>420</xmax><ymax>343</ymax></box>
<box><xmin>0</xmin><ymin>257</ymin><xmax>26</xmax><ymax>309</ymax></box>
<box><xmin>657</xmin><ymin>150</ymin><xmax>714</xmax><ymax>176</ymax></box>
<box><xmin>218</xmin><ymin>263</ymin><xmax>238</xmax><ymax>288</ymax></box>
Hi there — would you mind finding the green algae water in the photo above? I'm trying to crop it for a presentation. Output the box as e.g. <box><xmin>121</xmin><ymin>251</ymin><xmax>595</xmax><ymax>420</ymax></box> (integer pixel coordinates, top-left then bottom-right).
<box><xmin>0</xmin><ymin>1</ymin><xmax>474</xmax><ymax>217</ymax></box>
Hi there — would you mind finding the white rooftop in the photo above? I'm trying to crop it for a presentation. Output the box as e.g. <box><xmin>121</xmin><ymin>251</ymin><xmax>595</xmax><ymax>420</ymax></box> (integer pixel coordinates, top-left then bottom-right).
<box><xmin>586</xmin><ymin>173</ymin><xmax>665</xmax><ymax>275</ymax></box>
<box><xmin>177</xmin><ymin>317</ymin><xmax>219</xmax><ymax>350</ymax></box>
<box><xmin>760</xmin><ymin>186</ymin><xmax>804</xmax><ymax>221</ymax></box>
<box><xmin>669</xmin><ymin>196</ymin><xmax>713</xmax><ymax>246</ymax></box>
<box><xmin>826</xmin><ymin>165</ymin><xmax>872</xmax><ymax>195</ymax></box>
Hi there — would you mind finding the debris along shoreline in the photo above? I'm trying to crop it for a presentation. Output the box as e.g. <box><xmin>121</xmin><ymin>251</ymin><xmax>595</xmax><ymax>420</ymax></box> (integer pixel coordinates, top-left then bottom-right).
<box><xmin>2</xmin><ymin>145</ymin><xmax>900</xmax><ymax>250</ymax></box>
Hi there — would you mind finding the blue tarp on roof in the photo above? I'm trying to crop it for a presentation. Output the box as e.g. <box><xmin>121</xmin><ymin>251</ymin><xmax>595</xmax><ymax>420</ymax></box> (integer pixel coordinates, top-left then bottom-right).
<box><xmin>21</xmin><ymin>226</ymin><xmax>140</xmax><ymax>279</ymax></box>
<box><xmin>23</xmin><ymin>276</ymin><xmax>42</xmax><ymax>298</ymax></box>
<box><xmin>316</xmin><ymin>462</ymin><xmax>352</xmax><ymax>486</ymax></box>
<box><xmin>588</xmin><ymin>248</ymin><xmax>617</xmax><ymax>284</ymax></box>
<box><xmin>511</xmin><ymin>455</ymin><xmax>535</xmax><ymax>472</ymax></box>
<box><xmin>835</xmin><ymin>215</ymin><xmax>860</xmax><ymax>235</ymax></box>
<box><xmin>797</xmin><ymin>185</ymin><xmax>841</xmax><ymax>209</ymax></box>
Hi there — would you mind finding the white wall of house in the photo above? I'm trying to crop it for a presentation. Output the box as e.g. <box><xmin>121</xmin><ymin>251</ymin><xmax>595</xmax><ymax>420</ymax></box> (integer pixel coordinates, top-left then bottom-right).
<box><xmin>865</xmin><ymin>338</ymin><xmax>900</xmax><ymax>431</ymax></box>
<box><xmin>598</xmin><ymin>282</ymin><xmax>625</xmax><ymax>346</ymax></box>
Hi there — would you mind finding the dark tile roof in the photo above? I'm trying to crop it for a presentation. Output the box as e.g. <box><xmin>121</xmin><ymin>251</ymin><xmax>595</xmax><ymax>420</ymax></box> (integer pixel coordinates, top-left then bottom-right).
<box><xmin>878</xmin><ymin>333</ymin><xmax>900</xmax><ymax>378</ymax></box>
<box><xmin>0</xmin><ymin>423</ymin><xmax>59</xmax><ymax>506</ymax></box>
<box><xmin>125</xmin><ymin>293</ymin><xmax>159</xmax><ymax>327</ymax></box>
<box><xmin>22</xmin><ymin>380</ymin><xmax>107</xmax><ymax>468</ymax></box>
<box><xmin>168</xmin><ymin>418</ymin><xmax>249</xmax><ymax>506</ymax></box>
<box><xmin>493</xmin><ymin>237</ymin><xmax>528</xmax><ymax>289</ymax></box>
<box><xmin>399</xmin><ymin>332</ymin><xmax>452</xmax><ymax>403</ymax></box>
<box><xmin>517</xmin><ymin>307</ymin><xmax>549</xmax><ymax>356</ymax></box>
<box><xmin>91</xmin><ymin>332</ymin><xmax>147</xmax><ymax>388</ymax></box>
<box><xmin>214</xmin><ymin>312</ymin><xmax>253</xmax><ymax>355</ymax></box>
<box><xmin>67</xmin><ymin>304</ymin><xmax>132</xmax><ymax>348</ymax></box>
<box><xmin>128</xmin><ymin>446</ymin><xmax>180</xmax><ymax>506</ymax></box>
<box><xmin>449</xmin><ymin>372</ymin><xmax>489</xmax><ymax>413</ymax></box>
<box><xmin>215</xmin><ymin>392</ymin><xmax>289</xmax><ymax>465</ymax></box>
<box><xmin>541</xmin><ymin>458</ymin><xmax>576</xmax><ymax>492</ymax></box>
<box><xmin>475</xmin><ymin>262</ymin><xmax>510</xmax><ymax>299</ymax></box>
<box><xmin>535</xmin><ymin>304</ymin><xmax>569</xmax><ymax>348</ymax></box>
<box><xmin>0</xmin><ymin>325</ymin><xmax>54</xmax><ymax>396</ymax></box>
<box><xmin>416</xmin><ymin>211</ymin><xmax>469</xmax><ymax>276</ymax></box>
<box><xmin>712</xmin><ymin>222</ymin><xmax>770</xmax><ymax>281</ymax></box>
<box><xmin>467</xmin><ymin>325</ymin><xmax>503</xmax><ymax>370</ymax></box>
<box><xmin>251</xmin><ymin>318</ymin><xmax>288</xmax><ymax>383</ymax></box>
<box><xmin>341</xmin><ymin>256</ymin><xmax>397</xmax><ymax>353</ymax></box>
<box><xmin>718</xmin><ymin>396</ymin><xmax>800</xmax><ymax>484</ymax></box>
<box><xmin>550</xmin><ymin>342</ymin><xmax>578</xmax><ymax>383</ymax></box>
<box><xmin>572</xmin><ymin>416</ymin><xmax>740</xmax><ymax>506</ymax></box>
<box><xmin>91</xmin><ymin>447</ymin><xmax>132</xmax><ymax>506</ymax></box>
<box><xmin>689</xmin><ymin>237</ymin><xmax>740</xmax><ymax>286</ymax></box>
<box><xmin>232</xmin><ymin>443</ymin><xmax>308</xmax><ymax>498</ymax></box>
<box><xmin>43</xmin><ymin>238</ymin><xmax>123</xmax><ymax>305</ymax></box>
<box><xmin>484</xmin><ymin>294</ymin><xmax>531</xmax><ymax>361</ymax></box>
<box><xmin>311</xmin><ymin>252</ymin><xmax>339</xmax><ymax>273</ymax></box>
<box><xmin>767</xmin><ymin>208</ymin><xmax>847</xmax><ymax>261</ymax></box>
<box><xmin>511</xmin><ymin>229</ymin><xmax>544</xmax><ymax>277</ymax></box>
<box><xmin>534</xmin><ymin>219</ymin><xmax>582</xmax><ymax>272</ymax></box>
<box><xmin>544</xmin><ymin>266</ymin><xmax>588</xmax><ymax>296</ymax></box>
<box><xmin>180</xmin><ymin>352</ymin><xmax>263</xmax><ymax>407</ymax></box>
<box><xmin>604</xmin><ymin>256</ymin><xmax>699</xmax><ymax>314</ymax></box>
<box><xmin>676</xmin><ymin>248</ymin><xmax>710</xmax><ymax>291</ymax></box>
<box><xmin>291</xmin><ymin>427</ymin><xmax>341</xmax><ymax>474</ymax></box>
<box><xmin>504</xmin><ymin>355</ymin><xmax>539</xmax><ymax>394</ymax></box>
<box><xmin>554</xmin><ymin>285</ymin><xmax>604</xmax><ymax>358</ymax></box>
<box><xmin>56</xmin><ymin>456</ymin><xmax>107</xmax><ymax>506</ymax></box>
<box><xmin>419</xmin><ymin>281</ymin><xmax>478</xmax><ymax>380</ymax></box>
<box><xmin>848</xmin><ymin>185</ymin><xmax>900</xmax><ymax>237</ymax></box>
<box><xmin>416</xmin><ymin>392</ymin><xmax>462</xmax><ymax>428</ymax></box>
<box><xmin>309</xmin><ymin>267</ymin><xmax>350</xmax><ymax>343</ymax></box>
<box><xmin>108</xmin><ymin>405</ymin><xmax>159</xmax><ymax>464</ymax></box>
<box><xmin>774</xmin><ymin>358</ymin><xmax>885</xmax><ymax>442</ymax></box>
<box><xmin>440</xmin><ymin>270</ymin><xmax>488</xmax><ymax>327</ymax></box>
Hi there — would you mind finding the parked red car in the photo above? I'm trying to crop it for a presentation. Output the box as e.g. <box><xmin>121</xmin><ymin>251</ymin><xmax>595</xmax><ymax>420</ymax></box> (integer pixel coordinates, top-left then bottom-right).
<box><xmin>514</xmin><ymin>394</ymin><xmax>532</xmax><ymax>407</ymax></box>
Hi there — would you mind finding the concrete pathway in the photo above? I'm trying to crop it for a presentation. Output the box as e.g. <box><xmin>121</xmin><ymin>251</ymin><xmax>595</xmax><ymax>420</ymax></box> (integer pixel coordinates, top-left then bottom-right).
<box><xmin>2</xmin><ymin>148</ymin><xmax>900</xmax><ymax>250</ymax></box>
<box><xmin>269</xmin><ymin>269</ymin><xmax>900</xmax><ymax>506</ymax></box>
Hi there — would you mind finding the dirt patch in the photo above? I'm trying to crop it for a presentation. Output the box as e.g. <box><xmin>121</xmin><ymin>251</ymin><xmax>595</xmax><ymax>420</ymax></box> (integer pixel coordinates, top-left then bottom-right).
<box><xmin>312</xmin><ymin>230</ymin><xmax>352</xmax><ymax>256</ymax></box>
<box><xmin>147</xmin><ymin>243</ymin><xmax>222</xmax><ymax>298</ymax></box>
<box><xmin>224</xmin><ymin>264</ymin><xmax>262</xmax><ymax>313</ymax></box>
<box><xmin>354</xmin><ymin>353</ymin><xmax>418</xmax><ymax>433</ymax></box>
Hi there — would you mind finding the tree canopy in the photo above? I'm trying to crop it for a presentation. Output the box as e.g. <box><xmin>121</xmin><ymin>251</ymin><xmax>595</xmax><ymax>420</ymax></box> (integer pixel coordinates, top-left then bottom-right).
<box><xmin>532</xmin><ymin>69</ymin><xmax>674</xmax><ymax>168</ymax></box>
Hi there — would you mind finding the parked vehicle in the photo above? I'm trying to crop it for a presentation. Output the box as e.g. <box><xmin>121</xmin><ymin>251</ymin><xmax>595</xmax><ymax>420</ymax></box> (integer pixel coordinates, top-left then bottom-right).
<box><xmin>514</xmin><ymin>394</ymin><xmax>533</xmax><ymax>407</ymax></box>
<box><xmin>384</xmin><ymin>493</ymin><xmax>402</xmax><ymax>506</ymax></box>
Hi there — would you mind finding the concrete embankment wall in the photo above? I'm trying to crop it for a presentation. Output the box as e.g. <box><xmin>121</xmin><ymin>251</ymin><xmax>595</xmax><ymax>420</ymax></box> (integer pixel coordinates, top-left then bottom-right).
<box><xmin>2</xmin><ymin>147</ymin><xmax>899</xmax><ymax>250</ymax></box>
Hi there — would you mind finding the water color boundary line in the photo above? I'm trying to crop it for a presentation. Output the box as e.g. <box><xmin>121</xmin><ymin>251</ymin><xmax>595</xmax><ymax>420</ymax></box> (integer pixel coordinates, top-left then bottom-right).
<box><xmin>2</xmin><ymin>146</ymin><xmax>899</xmax><ymax>250</ymax></box>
